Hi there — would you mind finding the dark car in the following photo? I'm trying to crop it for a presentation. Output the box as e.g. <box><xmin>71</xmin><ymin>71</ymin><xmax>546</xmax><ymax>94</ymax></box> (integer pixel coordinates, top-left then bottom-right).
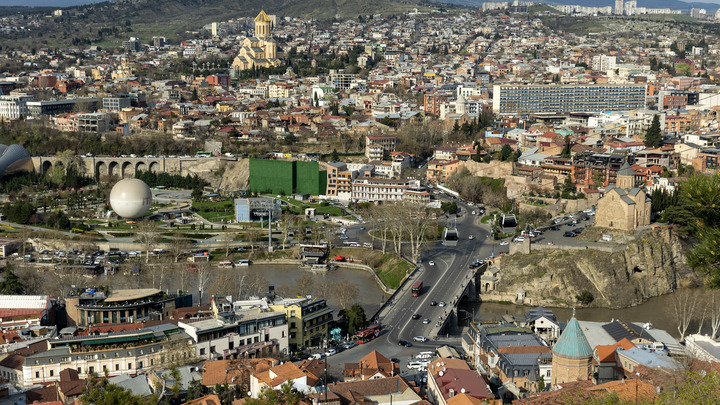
<box><xmin>398</xmin><ymin>340</ymin><xmax>413</xmax><ymax>347</ymax></box>
<box><xmin>412</xmin><ymin>313</ymin><xmax>421</xmax><ymax>320</ymax></box>
<box><xmin>550</xmin><ymin>226</ymin><xmax>560</xmax><ymax>231</ymax></box>
<box><xmin>563</xmin><ymin>231</ymin><xmax>577</xmax><ymax>237</ymax></box>
<box><xmin>430</xmin><ymin>301</ymin><xmax>438</xmax><ymax>306</ymax></box>
<box><xmin>572</xmin><ymin>228</ymin><xmax>584</xmax><ymax>234</ymax></box>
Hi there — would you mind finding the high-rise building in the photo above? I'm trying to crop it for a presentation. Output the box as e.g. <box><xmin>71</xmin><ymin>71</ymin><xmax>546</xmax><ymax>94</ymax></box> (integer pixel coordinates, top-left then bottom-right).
<box><xmin>615</xmin><ymin>0</ymin><xmax>624</xmax><ymax>15</ymax></box>
<box><xmin>591</xmin><ymin>55</ymin><xmax>617</xmax><ymax>72</ymax></box>
<box><xmin>624</xmin><ymin>0</ymin><xmax>637</xmax><ymax>15</ymax></box>
<box><xmin>492</xmin><ymin>84</ymin><xmax>646</xmax><ymax>114</ymax></box>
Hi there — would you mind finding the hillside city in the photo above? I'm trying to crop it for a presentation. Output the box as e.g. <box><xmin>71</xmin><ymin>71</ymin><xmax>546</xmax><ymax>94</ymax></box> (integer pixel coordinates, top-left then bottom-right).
<box><xmin>2</xmin><ymin>0</ymin><xmax>720</xmax><ymax>404</ymax></box>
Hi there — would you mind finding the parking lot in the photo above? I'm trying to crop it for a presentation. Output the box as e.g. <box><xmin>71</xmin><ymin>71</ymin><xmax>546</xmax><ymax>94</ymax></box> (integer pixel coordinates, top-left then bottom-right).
<box><xmin>504</xmin><ymin>210</ymin><xmax>599</xmax><ymax>248</ymax></box>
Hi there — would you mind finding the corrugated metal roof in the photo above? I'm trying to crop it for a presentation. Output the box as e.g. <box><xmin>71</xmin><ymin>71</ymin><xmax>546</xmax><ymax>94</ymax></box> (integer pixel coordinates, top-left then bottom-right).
<box><xmin>553</xmin><ymin>317</ymin><xmax>592</xmax><ymax>358</ymax></box>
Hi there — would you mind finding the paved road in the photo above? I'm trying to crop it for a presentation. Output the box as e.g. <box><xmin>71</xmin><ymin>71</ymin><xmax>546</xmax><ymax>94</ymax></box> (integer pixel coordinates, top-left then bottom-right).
<box><xmin>324</xmin><ymin>198</ymin><xmax>503</xmax><ymax>370</ymax></box>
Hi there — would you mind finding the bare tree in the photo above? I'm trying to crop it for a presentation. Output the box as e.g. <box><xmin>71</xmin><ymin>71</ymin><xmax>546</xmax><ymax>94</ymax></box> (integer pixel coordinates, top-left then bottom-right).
<box><xmin>403</xmin><ymin>201</ymin><xmax>437</xmax><ymax>262</ymax></box>
<box><xmin>313</xmin><ymin>273</ymin><xmax>334</xmax><ymax>300</ymax></box>
<box><xmin>196</xmin><ymin>263</ymin><xmax>212</xmax><ymax>306</ymax></box>
<box><xmin>333</xmin><ymin>280</ymin><xmax>360</xmax><ymax>310</ymax></box>
<box><xmin>295</xmin><ymin>273</ymin><xmax>315</xmax><ymax>297</ymax></box>
<box><xmin>278</xmin><ymin>215</ymin><xmax>292</xmax><ymax>250</ymax></box>
<box><xmin>667</xmin><ymin>288</ymin><xmax>701</xmax><ymax>341</ymax></box>
<box><xmin>208</xmin><ymin>269</ymin><xmax>238</xmax><ymax>299</ymax></box>
<box><xmin>709</xmin><ymin>290</ymin><xmax>720</xmax><ymax>338</ymax></box>
<box><xmin>245</xmin><ymin>226</ymin><xmax>262</xmax><ymax>255</ymax></box>
<box><xmin>135</xmin><ymin>220</ymin><xmax>160</xmax><ymax>264</ymax></box>
<box><xmin>167</xmin><ymin>233</ymin><xmax>191</xmax><ymax>263</ymax></box>
<box><xmin>245</xmin><ymin>271</ymin><xmax>269</xmax><ymax>298</ymax></box>
<box><xmin>221</xmin><ymin>227</ymin><xmax>236</xmax><ymax>258</ymax></box>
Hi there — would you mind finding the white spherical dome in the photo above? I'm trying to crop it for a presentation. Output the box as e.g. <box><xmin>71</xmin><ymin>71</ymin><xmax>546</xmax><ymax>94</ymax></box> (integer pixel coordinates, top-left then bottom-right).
<box><xmin>110</xmin><ymin>179</ymin><xmax>152</xmax><ymax>218</ymax></box>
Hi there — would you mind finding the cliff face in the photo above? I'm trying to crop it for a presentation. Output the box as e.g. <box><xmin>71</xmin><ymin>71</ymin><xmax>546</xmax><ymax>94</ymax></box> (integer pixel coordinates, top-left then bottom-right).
<box><xmin>496</xmin><ymin>228</ymin><xmax>698</xmax><ymax>309</ymax></box>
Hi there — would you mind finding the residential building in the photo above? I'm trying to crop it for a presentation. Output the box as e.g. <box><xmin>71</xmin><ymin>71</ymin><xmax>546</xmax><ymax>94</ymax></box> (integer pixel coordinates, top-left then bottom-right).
<box><xmin>27</xmin><ymin>99</ymin><xmax>78</xmax><ymax>118</ymax></box>
<box><xmin>21</xmin><ymin>324</ymin><xmax>194</xmax><ymax>385</ymax></box>
<box><xmin>427</xmin><ymin>159</ymin><xmax>460</xmax><ymax>183</ymax></box>
<box><xmin>474</xmin><ymin>323</ymin><xmax>552</xmax><ymax>393</ymax></box>
<box><xmin>492</xmin><ymin>84</ymin><xmax>646</xmax><ymax>114</ymax></box>
<box><xmin>351</xmin><ymin>177</ymin><xmax>421</xmax><ymax>202</ymax></box>
<box><xmin>268</xmin><ymin>297</ymin><xmax>333</xmax><ymax>352</ymax></box>
<box><xmin>328</xmin><ymin>375</ymin><xmax>422</xmax><ymax>405</ymax></box>
<box><xmin>122</xmin><ymin>37</ymin><xmax>141</xmax><ymax>52</ymax></box>
<box><xmin>65</xmin><ymin>288</ymin><xmax>191</xmax><ymax>327</ymax></box>
<box><xmin>365</xmin><ymin>134</ymin><xmax>397</xmax><ymax>160</ymax></box>
<box><xmin>249</xmin><ymin>360</ymin><xmax>320</xmax><ymax>398</ymax></box>
<box><xmin>103</xmin><ymin>96</ymin><xmax>132</xmax><ymax>111</ymax></box>
<box><xmin>0</xmin><ymin>295</ymin><xmax>53</xmax><ymax>330</ymax></box>
<box><xmin>77</xmin><ymin>112</ymin><xmax>110</xmax><ymax>133</ymax></box>
<box><xmin>178</xmin><ymin>307</ymin><xmax>288</xmax><ymax>360</ymax></box>
<box><xmin>426</xmin><ymin>357</ymin><xmax>495</xmax><ymax>405</ymax></box>
<box><xmin>0</xmin><ymin>94</ymin><xmax>33</xmax><ymax>119</ymax></box>
<box><xmin>572</xmin><ymin>152</ymin><xmax>629</xmax><ymax>189</ymax></box>
<box><xmin>343</xmin><ymin>350</ymin><xmax>399</xmax><ymax>381</ymax></box>
<box><xmin>684</xmin><ymin>334</ymin><xmax>720</xmax><ymax>363</ymax></box>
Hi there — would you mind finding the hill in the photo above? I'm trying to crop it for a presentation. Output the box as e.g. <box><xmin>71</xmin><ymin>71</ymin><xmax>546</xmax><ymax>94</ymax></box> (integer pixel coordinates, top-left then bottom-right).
<box><xmin>0</xmin><ymin>0</ymin><xmax>424</xmax><ymax>48</ymax></box>
<box><xmin>436</xmin><ymin>0</ymin><xmax>719</xmax><ymax>12</ymax></box>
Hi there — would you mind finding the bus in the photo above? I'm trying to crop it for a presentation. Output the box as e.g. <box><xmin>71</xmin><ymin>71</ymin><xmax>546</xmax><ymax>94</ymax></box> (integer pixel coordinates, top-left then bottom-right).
<box><xmin>356</xmin><ymin>324</ymin><xmax>382</xmax><ymax>344</ymax></box>
<box><xmin>411</xmin><ymin>280</ymin><xmax>424</xmax><ymax>297</ymax></box>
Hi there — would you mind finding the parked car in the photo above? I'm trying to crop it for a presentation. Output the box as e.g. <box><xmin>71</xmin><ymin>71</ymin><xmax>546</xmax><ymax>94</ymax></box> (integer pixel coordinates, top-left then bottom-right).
<box><xmin>563</xmin><ymin>231</ymin><xmax>577</xmax><ymax>237</ymax></box>
<box><xmin>550</xmin><ymin>226</ymin><xmax>560</xmax><ymax>231</ymax></box>
<box><xmin>309</xmin><ymin>353</ymin><xmax>324</xmax><ymax>360</ymax></box>
<box><xmin>572</xmin><ymin>228</ymin><xmax>584</xmax><ymax>234</ymax></box>
<box><xmin>513</xmin><ymin>237</ymin><xmax>525</xmax><ymax>242</ymax></box>
<box><xmin>342</xmin><ymin>341</ymin><xmax>357</xmax><ymax>350</ymax></box>
<box><xmin>325</xmin><ymin>348</ymin><xmax>337</xmax><ymax>356</ymax></box>
<box><xmin>500</xmin><ymin>241</ymin><xmax>509</xmax><ymax>246</ymax></box>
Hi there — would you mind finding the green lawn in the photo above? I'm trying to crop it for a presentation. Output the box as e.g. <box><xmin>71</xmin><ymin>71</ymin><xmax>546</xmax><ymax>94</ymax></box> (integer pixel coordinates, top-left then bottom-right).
<box><xmin>192</xmin><ymin>199</ymin><xmax>235</xmax><ymax>222</ymax></box>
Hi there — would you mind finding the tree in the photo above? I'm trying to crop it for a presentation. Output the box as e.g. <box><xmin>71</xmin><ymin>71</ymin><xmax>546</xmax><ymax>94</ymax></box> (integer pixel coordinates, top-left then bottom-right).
<box><xmin>191</xmin><ymin>187</ymin><xmax>204</xmax><ymax>201</ymax></box>
<box><xmin>561</xmin><ymin>135</ymin><xmax>572</xmax><ymax>158</ymax></box>
<box><xmin>499</xmin><ymin>144</ymin><xmax>513</xmax><ymax>161</ymax></box>
<box><xmin>441</xmin><ymin>201</ymin><xmax>458</xmax><ymax>215</ymax></box>
<box><xmin>339</xmin><ymin>304</ymin><xmax>367</xmax><ymax>335</ymax></box>
<box><xmin>82</xmin><ymin>374</ymin><xmax>158</xmax><ymax>404</ymax></box>
<box><xmin>0</xmin><ymin>268</ymin><xmax>25</xmax><ymax>294</ymax></box>
<box><xmin>196</xmin><ymin>263</ymin><xmax>212</xmax><ymax>306</ymax></box>
<box><xmin>575</xmin><ymin>290</ymin><xmax>594</xmax><ymax>305</ymax></box>
<box><xmin>135</xmin><ymin>220</ymin><xmax>160</xmax><ymax>264</ymax></box>
<box><xmin>667</xmin><ymin>288</ymin><xmax>700</xmax><ymax>341</ymax></box>
<box><xmin>245</xmin><ymin>381</ymin><xmax>302</xmax><ymax>405</ymax></box>
<box><xmin>330</xmin><ymin>149</ymin><xmax>339</xmax><ymax>162</ymax></box>
<box><xmin>168</xmin><ymin>233</ymin><xmax>191</xmax><ymax>263</ymax></box>
<box><xmin>333</xmin><ymin>280</ymin><xmax>359</xmax><ymax>310</ymax></box>
<box><xmin>644</xmin><ymin>115</ymin><xmax>662</xmax><ymax>148</ymax></box>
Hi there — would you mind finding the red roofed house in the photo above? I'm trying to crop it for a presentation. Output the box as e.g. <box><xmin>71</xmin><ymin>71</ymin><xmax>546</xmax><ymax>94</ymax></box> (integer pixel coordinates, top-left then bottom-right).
<box><xmin>344</xmin><ymin>350</ymin><xmax>399</xmax><ymax>381</ymax></box>
<box><xmin>427</xmin><ymin>367</ymin><xmax>495</xmax><ymax>405</ymax></box>
<box><xmin>249</xmin><ymin>360</ymin><xmax>320</xmax><ymax>398</ymax></box>
<box><xmin>0</xmin><ymin>295</ymin><xmax>53</xmax><ymax>329</ymax></box>
<box><xmin>593</xmin><ymin>338</ymin><xmax>636</xmax><ymax>384</ymax></box>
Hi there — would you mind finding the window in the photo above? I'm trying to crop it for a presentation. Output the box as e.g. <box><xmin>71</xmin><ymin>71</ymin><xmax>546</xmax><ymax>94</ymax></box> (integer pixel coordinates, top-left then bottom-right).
<box><xmin>35</xmin><ymin>372</ymin><xmax>40</xmax><ymax>379</ymax></box>
<box><xmin>128</xmin><ymin>363</ymin><xmax>132</xmax><ymax>369</ymax></box>
<box><xmin>115</xmin><ymin>364</ymin><xmax>119</xmax><ymax>371</ymax></box>
<box><xmin>200</xmin><ymin>348</ymin><xmax>206</xmax><ymax>356</ymax></box>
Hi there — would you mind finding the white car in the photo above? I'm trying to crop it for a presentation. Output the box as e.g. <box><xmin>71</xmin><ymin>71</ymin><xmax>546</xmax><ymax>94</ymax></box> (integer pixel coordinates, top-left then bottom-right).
<box><xmin>413</xmin><ymin>336</ymin><xmax>428</xmax><ymax>342</ymax></box>
<box><xmin>309</xmin><ymin>353</ymin><xmax>324</xmax><ymax>360</ymax></box>
<box><xmin>500</xmin><ymin>241</ymin><xmax>509</xmax><ymax>246</ymax></box>
<box><xmin>513</xmin><ymin>237</ymin><xmax>525</xmax><ymax>242</ymax></box>
<box><xmin>325</xmin><ymin>348</ymin><xmax>337</xmax><ymax>356</ymax></box>
<box><xmin>469</xmin><ymin>235</ymin><xmax>475</xmax><ymax>240</ymax></box>
<box><xmin>428</xmin><ymin>261</ymin><xmax>435</xmax><ymax>266</ymax></box>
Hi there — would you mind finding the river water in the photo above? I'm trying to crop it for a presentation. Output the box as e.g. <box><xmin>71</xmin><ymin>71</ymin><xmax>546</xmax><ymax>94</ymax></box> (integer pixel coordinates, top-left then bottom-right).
<box><xmin>460</xmin><ymin>289</ymin><xmax>710</xmax><ymax>339</ymax></box>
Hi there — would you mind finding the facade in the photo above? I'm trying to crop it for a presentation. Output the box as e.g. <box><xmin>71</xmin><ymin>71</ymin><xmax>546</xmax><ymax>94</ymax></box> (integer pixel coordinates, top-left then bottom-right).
<box><xmin>250</xmin><ymin>356</ymin><xmax>319</xmax><ymax>397</ymax></box>
<box><xmin>572</xmin><ymin>152</ymin><xmax>629</xmax><ymax>189</ymax></box>
<box><xmin>426</xmin><ymin>357</ymin><xmax>494</xmax><ymax>405</ymax></box>
<box><xmin>492</xmin><ymin>84</ymin><xmax>646</xmax><ymax>114</ymax></box>
<box><xmin>77</xmin><ymin>112</ymin><xmax>110</xmax><ymax>133</ymax></box>
<box><xmin>365</xmin><ymin>134</ymin><xmax>397</xmax><ymax>160</ymax></box>
<box><xmin>26</xmin><ymin>99</ymin><xmax>78</xmax><ymax>118</ymax></box>
<box><xmin>551</xmin><ymin>317</ymin><xmax>592</xmax><ymax>386</ymax></box>
<box><xmin>22</xmin><ymin>324</ymin><xmax>194</xmax><ymax>385</ymax></box>
<box><xmin>351</xmin><ymin>177</ymin><xmax>422</xmax><ymax>202</ymax></box>
<box><xmin>268</xmin><ymin>298</ymin><xmax>332</xmax><ymax>352</ymax></box>
<box><xmin>103</xmin><ymin>96</ymin><xmax>132</xmax><ymax>111</ymax></box>
<box><xmin>0</xmin><ymin>94</ymin><xmax>33</xmax><ymax>119</ymax></box>
<box><xmin>595</xmin><ymin>161</ymin><xmax>651</xmax><ymax>231</ymax></box>
<box><xmin>0</xmin><ymin>295</ymin><xmax>52</xmax><ymax>330</ymax></box>
<box><xmin>178</xmin><ymin>309</ymin><xmax>288</xmax><ymax>360</ymax></box>
<box><xmin>231</xmin><ymin>10</ymin><xmax>280</xmax><ymax>72</ymax></box>
<box><xmin>343</xmin><ymin>350</ymin><xmax>399</xmax><ymax>381</ymax></box>
<box><xmin>65</xmin><ymin>288</ymin><xmax>190</xmax><ymax>327</ymax></box>
<box><xmin>234</xmin><ymin>197</ymin><xmax>282</xmax><ymax>222</ymax></box>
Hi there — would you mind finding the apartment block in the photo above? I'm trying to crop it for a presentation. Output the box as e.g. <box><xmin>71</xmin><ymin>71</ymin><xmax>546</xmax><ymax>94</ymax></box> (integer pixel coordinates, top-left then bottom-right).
<box><xmin>492</xmin><ymin>84</ymin><xmax>646</xmax><ymax>114</ymax></box>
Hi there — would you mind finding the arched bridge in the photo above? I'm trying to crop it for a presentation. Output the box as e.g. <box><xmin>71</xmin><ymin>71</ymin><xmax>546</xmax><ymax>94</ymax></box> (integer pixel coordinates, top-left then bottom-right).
<box><xmin>31</xmin><ymin>155</ymin><xmax>230</xmax><ymax>179</ymax></box>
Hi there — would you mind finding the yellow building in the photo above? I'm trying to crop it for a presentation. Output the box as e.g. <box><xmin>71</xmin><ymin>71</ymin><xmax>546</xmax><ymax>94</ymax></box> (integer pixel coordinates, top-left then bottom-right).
<box><xmin>595</xmin><ymin>161</ymin><xmax>651</xmax><ymax>231</ymax></box>
<box><xmin>232</xmin><ymin>10</ymin><xmax>281</xmax><ymax>73</ymax></box>
<box><xmin>268</xmin><ymin>297</ymin><xmax>333</xmax><ymax>352</ymax></box>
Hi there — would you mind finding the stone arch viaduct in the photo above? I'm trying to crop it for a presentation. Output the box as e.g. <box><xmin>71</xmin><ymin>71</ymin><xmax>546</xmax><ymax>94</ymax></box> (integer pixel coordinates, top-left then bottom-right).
<box><xmin>30</xmin><ymin>155</ymin><xmax>227</xmax><ymax>179</ymax></box>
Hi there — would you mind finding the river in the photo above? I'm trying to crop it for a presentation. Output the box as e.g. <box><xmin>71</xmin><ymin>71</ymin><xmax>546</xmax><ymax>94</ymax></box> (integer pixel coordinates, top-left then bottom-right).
<box><xmin>99</xmin><ymin>264</ymin><xmax>389</xmax><ymax>317</ymax></box>
<box><xmin>460</xmin><ymin>289</ymin><xmax>710</xmax><ymax>339</ymax></box>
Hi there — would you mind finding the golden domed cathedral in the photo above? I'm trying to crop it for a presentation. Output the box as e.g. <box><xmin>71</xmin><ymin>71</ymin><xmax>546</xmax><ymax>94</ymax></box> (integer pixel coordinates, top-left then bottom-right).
<box><xmin>232</xmin><ymin>9</ymin><xmax>281</xmax><ymax>73</ymax></box>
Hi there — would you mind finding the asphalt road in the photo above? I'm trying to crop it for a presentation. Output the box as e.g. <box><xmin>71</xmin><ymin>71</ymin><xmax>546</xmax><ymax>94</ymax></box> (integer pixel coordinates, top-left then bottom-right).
<box><xmin>324</xmin><ymin>198</ymin><xmax>503</xmax><ymax>372</ymax></box>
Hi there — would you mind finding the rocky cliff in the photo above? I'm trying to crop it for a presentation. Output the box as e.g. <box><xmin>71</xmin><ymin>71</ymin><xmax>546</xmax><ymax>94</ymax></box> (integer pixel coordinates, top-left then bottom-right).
<box><xmin>495</xmin><ymin>228</ymin><xmax>699</xmax><ymax>308</ymax></box>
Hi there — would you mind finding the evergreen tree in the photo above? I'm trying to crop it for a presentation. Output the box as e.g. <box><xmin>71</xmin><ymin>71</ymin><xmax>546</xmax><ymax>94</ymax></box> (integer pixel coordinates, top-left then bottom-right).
<box><xmin>645</xmin><ymin>115</ymin><xmax>662</xmax><ymax>148</ymax></box>
<box><xmin>330</xmin><ymin>149</ymin><xmax>339</xmax><ymax>162</ymax></box>
<box><xmin>561</xmin><ymin>135</ymin><xmax>572</xmax><ymax>158</ymax></box>
<box><xmin>0</xmin><ymin>268</ymin><xmax>25</xmax><ymax>295</ymax></box>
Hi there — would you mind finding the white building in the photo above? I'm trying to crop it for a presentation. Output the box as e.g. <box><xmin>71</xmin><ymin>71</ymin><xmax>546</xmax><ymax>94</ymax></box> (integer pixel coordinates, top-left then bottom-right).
<box><xmin>684</xmin><ymin>334</ymin><xmax>720</xmax><ymax>362</ymax></box>
<box><xmin>178</xmin><ymin>309</ymin><xmax>288</xmax><ymax>360</ymax></box>
<box><xmin>0</xmin><ymin>94</ymin><xmax>33</xmax><ymax>120</ymax></box>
